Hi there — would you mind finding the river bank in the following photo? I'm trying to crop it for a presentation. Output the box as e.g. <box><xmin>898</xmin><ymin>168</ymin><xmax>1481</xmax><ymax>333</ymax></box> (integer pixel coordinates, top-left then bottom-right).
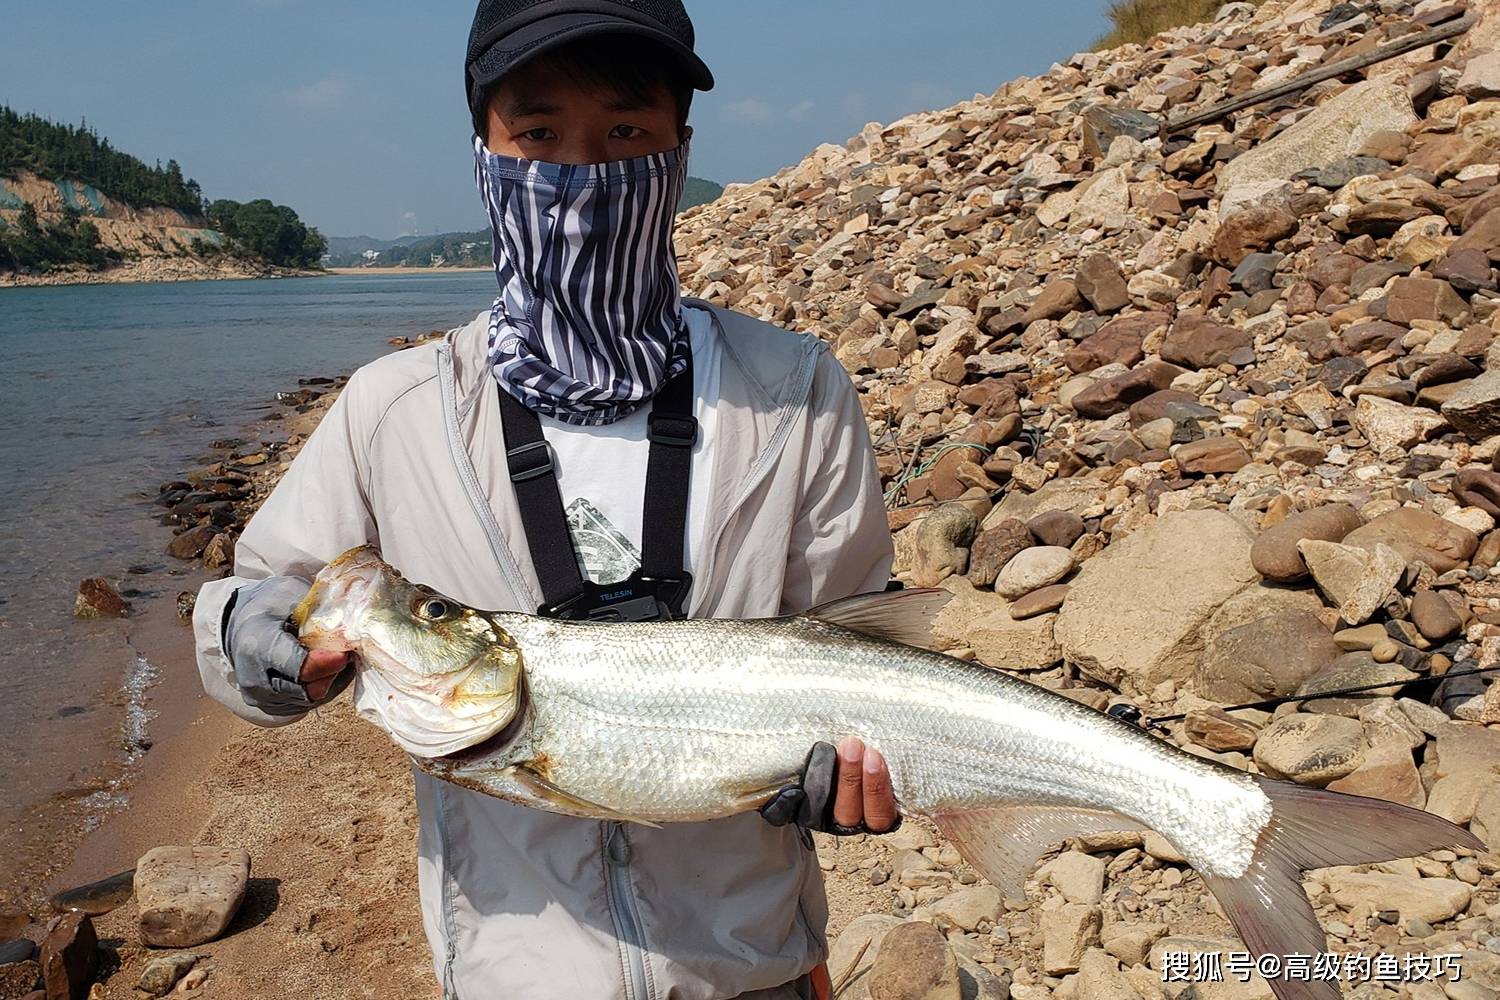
<box><xmin>0</xmin><ymin>257</ymin><xmax>322</xmax><ymax>288</ymax></box>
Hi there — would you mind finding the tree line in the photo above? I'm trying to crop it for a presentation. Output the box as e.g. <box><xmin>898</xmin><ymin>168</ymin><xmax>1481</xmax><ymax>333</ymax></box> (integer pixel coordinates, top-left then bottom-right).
<box><xmin>0</xmin><ymin>104</ymin><xmax>325</xmax><ymax>273</ymax></box>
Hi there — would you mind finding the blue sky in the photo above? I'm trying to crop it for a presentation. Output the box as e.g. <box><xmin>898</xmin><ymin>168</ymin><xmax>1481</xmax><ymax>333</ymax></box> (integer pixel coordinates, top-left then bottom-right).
<box><xmin>3</xmin><ymin>2</ymin><xmax>1111</xmax><ymax>238</ymax></box>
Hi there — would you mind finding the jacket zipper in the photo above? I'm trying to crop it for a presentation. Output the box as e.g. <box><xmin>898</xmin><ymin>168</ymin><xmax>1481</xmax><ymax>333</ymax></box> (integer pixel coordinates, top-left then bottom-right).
<box><xmin>604</xmin><ymin>821</ymin><xmax>652</xmax><ymax>1000</ymax></box>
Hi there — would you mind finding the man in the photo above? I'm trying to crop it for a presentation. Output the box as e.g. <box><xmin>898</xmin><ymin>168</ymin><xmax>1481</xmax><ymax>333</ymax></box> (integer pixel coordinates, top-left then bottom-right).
<box><xmin>193</xmin><ymin>2</ymin><xmax>899</xmax><ymax>997</ymax></box>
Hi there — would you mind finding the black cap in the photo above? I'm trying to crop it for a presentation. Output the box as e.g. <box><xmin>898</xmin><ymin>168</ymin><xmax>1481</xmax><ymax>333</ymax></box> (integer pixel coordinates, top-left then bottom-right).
<box><xmin>466</xmin><ymin>0</ymin><xmax>715</xmax><ymax>134</ymax></box>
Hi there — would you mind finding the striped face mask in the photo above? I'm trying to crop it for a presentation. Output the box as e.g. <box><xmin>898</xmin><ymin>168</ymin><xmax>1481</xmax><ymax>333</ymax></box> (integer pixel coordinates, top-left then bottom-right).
<box><xmin>473</xmin><ymin>134</ymin><xmax>692</xmax><ymax>426</ymax></box>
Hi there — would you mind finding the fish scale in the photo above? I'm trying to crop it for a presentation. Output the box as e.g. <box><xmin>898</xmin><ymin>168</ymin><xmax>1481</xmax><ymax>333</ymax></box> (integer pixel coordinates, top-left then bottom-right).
<box><xmin>297</xmin><ymin>545</ymin><xmax>1486</xmax><ymax>1000</ymax></box>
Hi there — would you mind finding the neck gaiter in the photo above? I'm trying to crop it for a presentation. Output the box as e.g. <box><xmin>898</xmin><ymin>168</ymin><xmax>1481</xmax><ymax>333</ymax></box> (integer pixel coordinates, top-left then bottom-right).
<box><xmin>473</xmin><ymin>135</ymin><xmax>692</xmax><ymax>426</ymax></box>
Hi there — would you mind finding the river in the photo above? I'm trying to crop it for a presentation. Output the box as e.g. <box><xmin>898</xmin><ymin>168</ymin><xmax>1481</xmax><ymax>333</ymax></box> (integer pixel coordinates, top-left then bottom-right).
<box><xmin>0</xmin><ymin>271</ymin><xmax>498</xmax><ymax>897</ymax></box>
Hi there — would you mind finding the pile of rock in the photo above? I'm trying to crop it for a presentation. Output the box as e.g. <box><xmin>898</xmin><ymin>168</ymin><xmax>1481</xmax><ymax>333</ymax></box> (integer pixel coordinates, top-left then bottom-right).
<box><xmin>672</xmin><ymin>0</ymin><xmax>1500</xmax><ymax>993</ymax></box>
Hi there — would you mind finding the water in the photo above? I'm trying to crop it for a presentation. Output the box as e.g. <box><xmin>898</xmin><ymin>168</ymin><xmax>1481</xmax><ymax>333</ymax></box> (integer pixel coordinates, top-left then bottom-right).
<box><xmin>0</xmin><ymin>272</ymin><xmax>497</xmax><ymax>890</ymax></box>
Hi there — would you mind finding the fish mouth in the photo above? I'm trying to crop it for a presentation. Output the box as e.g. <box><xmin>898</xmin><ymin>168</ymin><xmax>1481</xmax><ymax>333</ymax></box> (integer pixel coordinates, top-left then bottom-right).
<box><xmin>432</xmin><ymin>671</ymin><xmax>531</xmax><ymax>764</ymax></box>
<box><xmin>352</xmin><ymin>646</ymin><xmax>524</xmax><ymax>758</ymax></box>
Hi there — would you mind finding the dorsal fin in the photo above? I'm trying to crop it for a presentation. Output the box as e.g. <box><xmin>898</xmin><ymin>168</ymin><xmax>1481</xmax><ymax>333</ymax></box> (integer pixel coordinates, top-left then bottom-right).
<box><xmin>802</xmin><ymin>588</ymin><xmax>952</xmax><ymax>650</ymax></box>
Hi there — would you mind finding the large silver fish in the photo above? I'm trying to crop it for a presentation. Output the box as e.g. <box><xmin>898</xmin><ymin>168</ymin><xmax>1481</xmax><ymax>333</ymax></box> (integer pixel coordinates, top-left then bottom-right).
<box><xmin>296</xmin><ymin>546</ymin><xmax>1484</xmax><ymax>1000</ymax></box>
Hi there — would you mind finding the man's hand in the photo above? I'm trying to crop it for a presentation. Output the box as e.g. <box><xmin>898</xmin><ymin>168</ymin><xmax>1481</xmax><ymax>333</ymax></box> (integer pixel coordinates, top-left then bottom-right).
<box><xmin>759</xmin><ymin>737</ymin><xmax>902</xmax><ymax>835</ymax></box>
<box><xmin>225</xmin><ymin>576</ymin><xmax>353</xmax><ymax>715</ymax></box>
<box><xmin>831</xmin><ymin>736</ymin><xmax>900</xmax><ymax>833</ymax></box>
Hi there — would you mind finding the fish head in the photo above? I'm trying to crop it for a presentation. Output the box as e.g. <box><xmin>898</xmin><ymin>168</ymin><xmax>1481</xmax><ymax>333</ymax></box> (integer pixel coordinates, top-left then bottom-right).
<box><xmin>294</xmin><ymin>546</ymin><xmax>526</xmax><ymax>757</ymax></box>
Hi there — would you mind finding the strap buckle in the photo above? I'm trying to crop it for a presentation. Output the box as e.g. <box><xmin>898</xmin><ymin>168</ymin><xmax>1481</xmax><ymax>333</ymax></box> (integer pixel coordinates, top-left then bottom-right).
<box><xmin>505</xmin><ymin>440</ymin><xmax>556</xmax><ymax>482</ymax></box>
<box><xmin>647</xmin><ymin>413</ymin><xmax>698</xmax><ymax>448</ymax></box>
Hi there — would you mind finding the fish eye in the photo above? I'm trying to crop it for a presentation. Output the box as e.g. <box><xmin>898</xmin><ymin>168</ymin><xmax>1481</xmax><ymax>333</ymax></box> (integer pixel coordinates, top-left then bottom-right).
<box><xmin>414</xmin><ymin>596</ymin><xmax>453</xmax><ymax>621</ymax></box>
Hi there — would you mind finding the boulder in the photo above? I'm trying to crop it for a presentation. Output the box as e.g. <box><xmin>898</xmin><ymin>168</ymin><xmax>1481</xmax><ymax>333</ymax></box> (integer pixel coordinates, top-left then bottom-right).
<box><xmin>1195</xmin><ymin>610</ymin><xmax>1344</xmax><ymax>704</ymax></box>
<box><xmin>1442</xmin><ymin>370</ymin><xmax>1500</xmax><ymax>440</ymax></box>
<box><xmin>1342</xmin><ymin>509</ymin><xmax>1478</xmax><ymax>574</ymax></box>
<box><xmin>901</xmin><ymin>504</ymin><xmax>978</xmax><ymax>588</ymax></box>
<box><xmin>1252</xmin><ymin>713</ymin><xmax>1364</xmax><ymax>785</ymax></box>
<box><xmin>1055</xmin><ymin>510</ymin><xmax>1258</xmax><ymax>692</ymax></box>
<box><xmin>1410</xmin><ymin>591</ymin><xmax>1463</xmax><ymax>643</ymax></box>
<box><xmin>73</xmin><ymin>578</ymin><xmax>129</xmax><ymax>619</ymax></box>
<box><xmin>1209</xmin><ymin>207</ymin><xmax>1297</xmax><ymax>267</ymax></box>
<box><xmin>868</xmin><ymin>921</ymin><xmax>960</xmax><ymax>1000</ymax></box>
<box><xmin>1250</xmin><ymin>504</ymin><xmax>1363</xmax><ymax>582</ymax></box>
<box><xmin>1296</xmin><ymin>653</ymin><xmax>1417</xmax><ymax>717</ymax></box>
<box><xmin>1217</xmin><ymin>81</ymin><xmax>1416</xmax><ymax>190</ymax></box>
<box><xmin>1327</xmin><ymin>872</ymin><xmax>1471</xmax><ymax>924</ymax></box>
<box><xmin>1075</xmin><ymin>254</ymin><xmax>1130</xmax><ymax>313</ymax></box>
<box><xmin>135</xmin><ymin>846</ymin><xmax>251</xmax><ymax>948</ymax></box>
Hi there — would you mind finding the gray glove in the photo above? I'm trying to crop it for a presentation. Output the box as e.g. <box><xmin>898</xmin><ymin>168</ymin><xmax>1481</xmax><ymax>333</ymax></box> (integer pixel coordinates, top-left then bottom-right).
<box><xmin>224</xmin><ymin>576</ymin><xmax>349</xmax><ymax>716</ymax></box>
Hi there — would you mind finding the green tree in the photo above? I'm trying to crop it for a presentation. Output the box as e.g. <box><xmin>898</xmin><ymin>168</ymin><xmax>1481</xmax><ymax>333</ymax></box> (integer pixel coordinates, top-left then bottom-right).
<box><xmin>207</xmin><ymin>198</ymin><xmax>326</xmax><ymax>268</ymax></box>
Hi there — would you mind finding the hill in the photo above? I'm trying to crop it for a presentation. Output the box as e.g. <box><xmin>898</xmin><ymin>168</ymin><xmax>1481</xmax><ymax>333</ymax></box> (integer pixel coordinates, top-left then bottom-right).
<box><xmin>0</xmin><ymin>106</ymin><xmax>323</xmax><ymax>281</ymax></box>
<box><xmin>328</xmin><ymin>176</ymin><xmax>724</xmax><ymax>268</ymax></box>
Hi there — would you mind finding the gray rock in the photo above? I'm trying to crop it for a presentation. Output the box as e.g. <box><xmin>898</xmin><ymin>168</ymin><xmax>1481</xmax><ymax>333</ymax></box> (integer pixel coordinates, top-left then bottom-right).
<box><xmin>1217</xmin><ymin>81</ymin><xmax>1416</xmax><ymax>190</ymax></box>
<box><xmin>1442</xmin><ymin>370</ymin><xmax>1500</xmax><ymax>440</ymax></box>
<box><xmin>137</xmin><ymin>953</ymin><xmax>199</xmax><ymax>997</ymax></box>
<box><xmin>1296</xmin><ymin>652</ymin><xmax>1418</xmax><ymax>717</ymax></box>
<box><xmin>1250</xmin><ymin>503</ymin><xmax>1363</xmax><ymax>582</ymax></box>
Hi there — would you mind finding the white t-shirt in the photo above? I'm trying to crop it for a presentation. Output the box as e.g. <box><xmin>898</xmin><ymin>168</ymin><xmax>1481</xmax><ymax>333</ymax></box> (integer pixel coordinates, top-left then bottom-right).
<box><xmin>537</xmin><ymin>306</ymin><xmax>721</xmax><ymax>585</ymax></box>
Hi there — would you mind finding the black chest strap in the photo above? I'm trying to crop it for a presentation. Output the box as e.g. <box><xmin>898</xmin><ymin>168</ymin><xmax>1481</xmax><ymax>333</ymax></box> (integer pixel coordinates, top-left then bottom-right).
<box><xmin>496</xmin><ymin>355</ymin><xmax>696</xmax><ymax>618</ymax></box>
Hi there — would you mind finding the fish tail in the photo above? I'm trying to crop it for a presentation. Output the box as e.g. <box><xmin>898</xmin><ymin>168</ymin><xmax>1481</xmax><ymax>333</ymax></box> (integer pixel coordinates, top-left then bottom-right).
<box><xmin>1199</xmin><ymin>775</ymin><xmax>1484</xmax><ymax>1000</ymax></box>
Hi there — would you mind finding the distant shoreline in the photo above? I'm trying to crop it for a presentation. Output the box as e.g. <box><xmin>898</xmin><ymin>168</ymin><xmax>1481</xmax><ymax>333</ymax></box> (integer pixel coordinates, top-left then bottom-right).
<box><xmin>0</xmin><ymin>257</ymin><xmax>322</xmax><ymax>289</ymax></box>
<box><xmin>327</xmin><ymin>265</ymin><xmax>491</xmax><ymax>275</ymax></box>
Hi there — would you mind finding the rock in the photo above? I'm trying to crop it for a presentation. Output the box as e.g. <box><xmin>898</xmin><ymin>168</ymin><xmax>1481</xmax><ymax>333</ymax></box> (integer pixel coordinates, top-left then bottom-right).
<box><xmin>1327</xmin><ymin>872</ymin><xmax>1471</xmax><ymax>923</ymax></box>
<box><xmin>1296</xmin><ymin>653</ymin><xmax>1417</xmax><ymax>717</ymax></box>
<box><xmin>1383</xmin><ymin>277</ymin><xmax>1470</xmax><ymax>326</ymax></box>
<box><xmin>1027</xmin><ymin>510</ymin><xmax>1085</xmax><ymax>549</ymax></box>
<box><xmin>1252</xmin><ymin>713</ymin><xmax>1364</xmax><ymax>785</ymax></box>
<box><xmin>929</xmin><ymin>885</ymin><xmax>1004</xmax><ymax>932</ymax></box>
<box><xmin>995</xmin><ymin>546</ymin><xmax>1074</xmax><ymax>599</ymax></box>
<box><xmin>1217</xmin><ymin>80</ymin><xmax>1416</xmax><ymax>191</ymax></box>
<box><xmin>135</xmin><ymin>846</ymin><xmax>251</xmax><ymax>948</ymax></box>
<box><xmin>1081</xmin><ymin>104</ymin><xmax>1159</xmax><ymax>159</ymax></box>
<box><xmin>1055</xmin><ymin>510</ymin><xmax>1258</xmax><ymax>692</ymax></box>
<box><xmin>1184</xmin><ymin>707</ymin><xmax>1261</xmax><ymax>751</ymax></box>
<box><xmin>1459</xmin><ymin>50</ymin><xmax>1500</xmax><ymax>98</ymax></box>
<box><xmin>1343</xmin><ymin>509</ymin><xmax>1478</xmax><ymax>574</ymax></box>
<box><xmin>138</xmin><ymin>954</ymin><xmax>199</xmax><ymax>998</ymax></box>
<box><xmin>201</xmin><ymin>532</ymin><xmax>234</xmax><ymax>570</ymax></box>
<box><xmin>1196</xmin><ymin>610</ymin><xmax>1343</xmax><ymax>703</ymax></box>
<box><xmin>983</xmin><ymin>477</ymin><xmax>1107</xmax><ymax>528</ymax></box>
<box><xmin>39</xmin><ymin>913</ymin><xmax>97</xmax><ymax>1000</ymax></box>
<box><xmin>1209</xmin><ymin>207</ymin><xmax>1297</xmax><ymax>267</ymax></box>
<box><xmin>1075</xmin><ymin>255</ymin><xmax>1130</xmax><ymax>313</ymax></box>
<box><xmin>48</xmin><ymin>869</ymin><xmax>136</xmax><ymax>917</ymax></box>
<box><xmin>72</xmin><ymin>578</ymin><xmax>128</xmax><ymax>619</ymax></box>
<box><xmin>1410</xmin><ymin>591</ymin><xmax>1462</xmax><ymax>642</ymax></box>
<box><xmin>1071</xmin><ymin>167</ymin><xmax>1130</xmax><ymax>228</ymax></box>
<box><xmin>966</xmin><ymin>520</ymin><xmax>1031</xmax><ymax>588</ymax></box>
<box><xmin>828</xmin><ymin>914</ymin><xmax>904</xmax><ymax>1000</ymax></box>
<box><xmin>1011</xmin><ymin>584</ymin><xmax>1069</xmax><ymax>620</ymax></box>
<box><xmin>1063</xmin><ymin>312</ymin><xmax>1166</xmax><ymax>373</ymax></box>
<box><xmin>1250</xmin><ymin>503</ymin><xmax>1363</xmax><ymax>582</ymax></box>
<box><xmin>1174</xmin><ymin>437</ymin><xmax>1251</xmax><ymax>475</ymax></box>
<box><xmin>1074</xmin><ymin>949</ymin><xmax>1136</xmax><ymax>1000</ymax></box>
<box><xmin>1040</xmin><ymin>904</ymin><xmax>1101</xmax><ymax>975</ymax></box>
<box><xmin>868</xmin><ymin>921</ymin><xmax>960</xmax><ymax>1000</ymax></box>
<box><xmin>1162</xmin><ymin>318</ymin><xmax>1253</xmax><ymax>370</ymax></box>
<box><xmin>1023</xmin><ymin>279</ymin><xmax>1083</xmax><ymax>325</ymax></box>
<box><xmin>1102</xmin><ymin>922</ymin><xmax>1167</xmax><ymax>968</ymax></box>
<box><xmin>166</xmin><ymin>524</ymin><xmax>217</xmax><ymax>561</ymax></box>
<box><xmin>1298</xmin><ymin>539</ymin><xmax>1403</xmax><ymax>626</ymax></box>
<box><xmin>1442</xmin><ymin>370</ymin><xmax>1500</xmax><ymax>440</ymax></box>
<box><xmin>1071</xmin><ymin>363</ymin><xmax>1180</xmax><ymax>419</ymax></box>
<box><xmin>905</xmin><ymin>504</ymin><xmax>979</xmax><ymax>588</ymax></box>
<box><xmin>1455</xmin><ymin>468</ymin><xmax>1500</xmax><ymax>518</ymax></box>
<box><xmin>0</xmin><ymin>909</ymin><xmax>25</xmax><ymax>942</ymax></box>
<box><xmin>1326</xmin><ymin>740</ymin><xmax>1425</xmax><ymax>807</ymax></box>
<box><xmin>1037</xmin><ymin>851</ymin><xmax>1106</xmax><ymax>905</ymax></box>
<box><xmin>965</xmin><ymin>603</ymin><xmax>1062</xmax><ymax>670</ymax></box>
<box><xmin>1351</xmin><ymin>395</ymin><xmax>1448</xmax><ymax>451</ymax></box>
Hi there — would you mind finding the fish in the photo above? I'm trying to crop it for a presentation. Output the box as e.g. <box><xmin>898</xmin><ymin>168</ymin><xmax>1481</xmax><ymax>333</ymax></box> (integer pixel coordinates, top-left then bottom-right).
<box><xmin>296</xmin><ymin>545</ymin><xmax>1485</xmax><ymax>1000</ymax></box>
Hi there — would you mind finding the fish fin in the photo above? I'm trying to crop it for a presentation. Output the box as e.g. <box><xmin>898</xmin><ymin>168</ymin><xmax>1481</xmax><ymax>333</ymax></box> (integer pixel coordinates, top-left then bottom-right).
<box><xmin>508</xmin><ymin>766</ymin><xmax>664</xmax><ymax>829</ymax></box>
<box><xmin>804</xmin><ymin>588</ymin><xmax>952</xmax><ymax>650</ymax></box>
<box><xmin>931</xmin><ymin>805</ymin><xmax>1142</xmax><ymax>902</ymax></box>
<box><xmin>1197</xmin><ymin>776</ymin><xmax>1484</xmax><ymax>1000</ymax></box>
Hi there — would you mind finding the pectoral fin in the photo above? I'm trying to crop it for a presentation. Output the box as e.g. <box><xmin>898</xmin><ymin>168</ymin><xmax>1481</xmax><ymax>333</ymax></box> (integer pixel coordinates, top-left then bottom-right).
<box><xmin>507</xmin><ymin>766</ymin><xmax>663</xmax><ymax>829</ymax></box>
<box><xmin>931</xmin><ymin>805</ymin><xmax>1142</xmax><ymax>902</ymax></box>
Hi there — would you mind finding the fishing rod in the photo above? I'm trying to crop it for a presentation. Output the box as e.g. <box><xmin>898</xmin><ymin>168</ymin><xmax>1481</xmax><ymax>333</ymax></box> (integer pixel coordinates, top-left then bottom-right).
<box><xmin>1108</xmin><ymin>663</ymin><xmax>1500</xmax><ymax>730</ymax></box>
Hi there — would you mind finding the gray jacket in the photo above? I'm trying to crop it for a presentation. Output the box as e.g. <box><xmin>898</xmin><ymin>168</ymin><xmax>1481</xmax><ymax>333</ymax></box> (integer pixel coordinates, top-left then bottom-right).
<box><xmin>192</xmin><ymin>300</ymin><xmax>894</xmax><ymax>999</ymax></box>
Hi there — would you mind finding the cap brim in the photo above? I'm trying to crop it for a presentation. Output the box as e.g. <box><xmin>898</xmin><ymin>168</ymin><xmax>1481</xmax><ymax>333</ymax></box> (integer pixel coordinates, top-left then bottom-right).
<box><xmin>469</xmin><ymin>12</ymin><xmax>714</xmax><ymax>96</ymax></box>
